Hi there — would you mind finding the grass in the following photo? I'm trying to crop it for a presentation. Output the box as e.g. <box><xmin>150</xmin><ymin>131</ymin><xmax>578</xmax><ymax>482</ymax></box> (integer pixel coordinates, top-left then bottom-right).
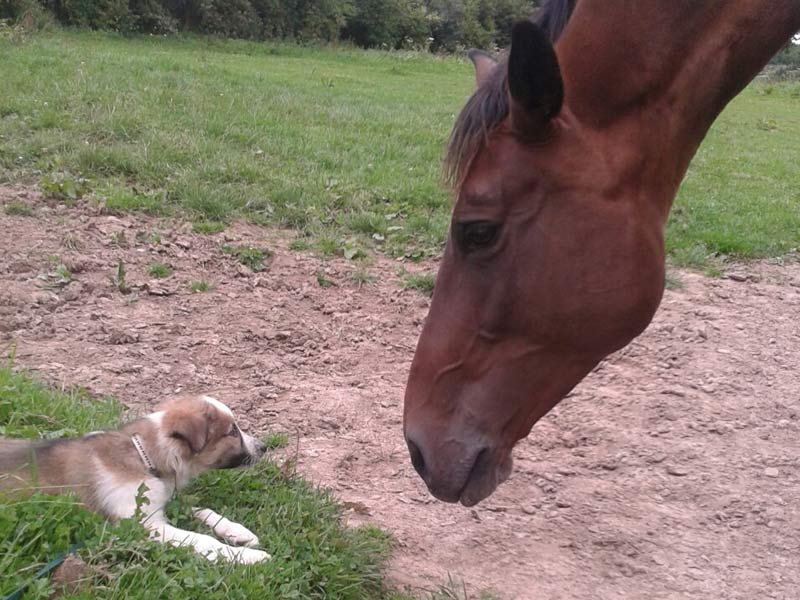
<box><xmin>1</xmin><ymin>32</ymin><xmax>798</xmax><ymax>267</ymax></box>
<box><xmin>40</xmin><ymin>174</ymin><xmax>91</xmax><ymax>203</ymax></box>
<box><xmin>0</xmin><ymin>31</ymin><xmax>458</xmax><ymax>260</ymax></box>
<box><xmin>110</xmin><ymin>260</ymin><xmax>131</xmax><ymax>294</ymax></box>
<box><xmin>0</xmin><ymin>365</ymin><xmax>124</xmax><ymax>439</ymax></box>
<box><xmin>189</xmin><ymin>279</ymin><xmax>211</xmax><ymax>293</ymax></box>
<box><xmin>135</xmin><ymin>230</ymin><xmax>161</xmax><ymax>245</ymax></box>
<box><xmin>0</xmin><ymin>366</ymin><xmax>400</xmax><ymax>599</ymax></box>
<box><xmin>147</xmin><ymin>262</ymin><xmax>172</xmax><ymax>278</ymax></box>
<box><xmin>192</xmin><ymin>221</ymin><xmax>226</xmax><ymax>235</ymax></box>
<box><xmin>664</xmin><ymin>270</ymin><xmax>684</xmax><ymax>291</ymax></box>
<box><xmin>350</xmin><ymin>267</ymin><xmax>376</xmax><ymax>287</ymax></box>
<box><xmin>103</xmin><ymin>186</ymin><xmax>167</xmax><ymax>216</ymax></box>
<box><xmin>262</xmin><ymin>431</ymin><xmax>289</xmax><ymax>450</ymax></box>
<box><xmin>667</xmin><ymin>83</ymin><xmax>800</xmax><ymax>267</ymax></box>
<box><xmin>4</xmin><ymin>200</ymin><xmax>34</xmax><ymax>216</ymax></box>
<box><xmin>389</xmin><ymin>577</ymin><xmax>499</xmax><ymax>600</ymax></box>
<box><xmin>39</xmin><ymin>258</ymin><xmax>73</xmax><ymax>288</ymax></box>
<box><xmin>401</xmin><ymin>271</ymin><xmax>436</xmax><ymax>297</ymax></box>
<box><xmin>315</xmin><ymin>269</ymin><xmax>336</xmax><ymax>288</ymax></box>
<box><xmin>221</xmin><ymin>244</ymin><xmax>272</xmax><ymax>271</ymax></box>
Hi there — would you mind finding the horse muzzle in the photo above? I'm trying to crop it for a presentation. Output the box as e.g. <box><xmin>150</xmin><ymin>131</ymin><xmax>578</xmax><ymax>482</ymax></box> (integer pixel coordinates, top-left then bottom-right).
<box><xmin>405</xmin><ymin>433</ymin><xmax>513</xmax><ymax>506</ymax></box>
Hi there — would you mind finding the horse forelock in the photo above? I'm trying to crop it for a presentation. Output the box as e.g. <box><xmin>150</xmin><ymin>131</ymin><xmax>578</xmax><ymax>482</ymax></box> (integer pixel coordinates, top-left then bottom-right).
<box><xmin>445</xmin><ymin>66</ymin><xmax>509</xmax><ymax>188</ymax></box>
<box><xmin>444</xmin><ymin>0</ymin><xmax>575</xmax><ymax>188</ymax></box>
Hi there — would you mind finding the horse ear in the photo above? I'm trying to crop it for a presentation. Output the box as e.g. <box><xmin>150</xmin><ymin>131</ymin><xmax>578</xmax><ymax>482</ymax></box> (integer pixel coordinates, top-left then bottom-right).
<box><xmin>468</xmin><ymin>49</ymin><xmax>498</xmax><ymax>88</ymax></box>
<box><xmin>507</xmin><ymin>20</ymin><xmax>564</xmax><ymax>137</ymax></box>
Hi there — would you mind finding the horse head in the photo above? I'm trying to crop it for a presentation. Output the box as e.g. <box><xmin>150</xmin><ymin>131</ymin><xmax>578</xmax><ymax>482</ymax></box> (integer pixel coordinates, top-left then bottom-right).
<box><xmin>402</xmin><ymin>0</ymin><xmax>800</xmax><ymax>506</ymax></box>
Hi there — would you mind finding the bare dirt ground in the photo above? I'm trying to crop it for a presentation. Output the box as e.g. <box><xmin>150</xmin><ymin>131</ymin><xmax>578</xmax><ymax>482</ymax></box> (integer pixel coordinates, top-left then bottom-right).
<box><xmin>1</xmin><ymin>183</ymin><xmax>798</xmax><ymax>600</ymax></box>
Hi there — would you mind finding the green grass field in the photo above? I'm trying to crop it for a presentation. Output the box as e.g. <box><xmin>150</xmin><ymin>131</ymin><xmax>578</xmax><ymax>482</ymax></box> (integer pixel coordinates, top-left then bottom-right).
<box><xmin>0</xmin><ymin>366</ymin><xmax>406</xmax><ymax>600</ymax></box>
<box><xmin>0</xmin><ymin>31</ymin><xmax>464</xmax><ymax>260</ymax></box>
<box><xmin>667</xmin><ymin>83</ymin><xmax>800</xmax><ymax>268</ymax></box>
<box><xmin>1</xmin><ymin>30</ymin><xmax>798</xmax><ymax>266</ymax></box>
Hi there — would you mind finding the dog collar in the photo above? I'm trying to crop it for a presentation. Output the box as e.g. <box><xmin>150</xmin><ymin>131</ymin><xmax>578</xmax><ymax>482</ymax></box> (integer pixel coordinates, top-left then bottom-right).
<box><xmin>131</xmin><ymin>434</ymin><xmax>161</xmax><ymax>477</ymax></box>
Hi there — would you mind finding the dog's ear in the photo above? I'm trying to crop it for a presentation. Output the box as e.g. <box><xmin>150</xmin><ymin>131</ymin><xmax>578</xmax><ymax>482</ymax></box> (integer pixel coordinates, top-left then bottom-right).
<box><xmin>166</xmin><ymin>411</ymin><xmax>208</xmax><ymax>454</ymax></box>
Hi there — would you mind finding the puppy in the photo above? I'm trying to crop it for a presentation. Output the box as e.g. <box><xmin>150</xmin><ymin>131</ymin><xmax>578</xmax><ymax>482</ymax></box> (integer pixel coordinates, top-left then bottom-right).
<box><xmin>0</xmin><ymin>394</ymin><xmax>270</xmax><ymax>564</ymax></box>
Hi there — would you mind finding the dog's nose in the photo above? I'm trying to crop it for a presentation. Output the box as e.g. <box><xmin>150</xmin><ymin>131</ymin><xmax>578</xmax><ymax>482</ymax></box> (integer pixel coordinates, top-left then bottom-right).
<box><xmin>255</xmin><ymin>439</ymin><xmax>267</xmax><ymax>454</ymax></box>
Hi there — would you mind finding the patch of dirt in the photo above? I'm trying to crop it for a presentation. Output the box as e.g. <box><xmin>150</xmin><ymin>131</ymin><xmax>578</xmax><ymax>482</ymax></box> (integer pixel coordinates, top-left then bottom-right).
<box><xmin>2</xmin><ymin>183</ymin><xmax>798</xmax><ymax>599</ymax></box>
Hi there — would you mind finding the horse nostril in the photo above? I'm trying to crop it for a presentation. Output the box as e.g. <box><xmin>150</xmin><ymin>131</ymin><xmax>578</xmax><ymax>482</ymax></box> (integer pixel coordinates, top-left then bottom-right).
<box><xmin>407</xmin><ymin>438</ymin><xmax>427</xmax><ymax>479</ymax></box>
<box><xmin>473</xmin><ymin>447</ymin><xmax>488</xmax><ymax>468</ymax></box>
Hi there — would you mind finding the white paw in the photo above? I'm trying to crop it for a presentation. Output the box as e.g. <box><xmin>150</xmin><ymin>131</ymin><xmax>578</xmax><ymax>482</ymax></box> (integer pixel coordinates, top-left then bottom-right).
<box><xmin>180</xmin><ymin>536</ymin><xmax>225</xmax><ymax>562</ymax></box>
<box><xmin>191</xmin><ymin>539</ymin><xmax>270</xmax><ymax>564</ymax></box>
<box><xmin>221</xmin><ymin>546</ymin><xmax>271</xmax><ymax>564</ymax></box>
<box><xmin>148</xmin><ymin>519</ymin><xmax>270</xmax><ymax>565</ymax></box>
<box><xmin>193</xmin><ymin>508</ymin><xmax>261</xmax><ymax>548</ymax></box>
<box><xmin>217</xmin><ymin>521</ymin><xmax>260</xmax><ymax>548</ymax></box>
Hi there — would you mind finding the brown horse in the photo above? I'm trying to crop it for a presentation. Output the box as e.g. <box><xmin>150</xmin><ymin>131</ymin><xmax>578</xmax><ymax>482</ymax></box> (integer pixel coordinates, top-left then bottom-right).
<box><xmin>403</xmin><ymin>0</ymin><xmax>800</xmax><ymax>506</ymax></box>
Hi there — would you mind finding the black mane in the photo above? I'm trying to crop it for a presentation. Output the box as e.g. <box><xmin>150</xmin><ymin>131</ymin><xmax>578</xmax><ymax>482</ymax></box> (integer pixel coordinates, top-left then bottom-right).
<box><xmin>444</xmin><ymin>0</ymin><xmax>575</xmax><ymax>186</ymax></box>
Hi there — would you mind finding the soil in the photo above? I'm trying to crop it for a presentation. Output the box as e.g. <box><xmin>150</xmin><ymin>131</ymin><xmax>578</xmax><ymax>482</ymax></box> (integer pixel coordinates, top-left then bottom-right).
<box><xmin>1</xmin><ymin>183</ymin><xmax>798</xmax><ymax>600</ymax></box>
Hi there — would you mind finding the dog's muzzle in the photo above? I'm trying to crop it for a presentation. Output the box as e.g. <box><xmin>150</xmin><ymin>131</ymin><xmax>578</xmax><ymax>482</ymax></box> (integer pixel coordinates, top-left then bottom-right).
<box><xmin>241</xmin><ymin>436</ymin><xmax>267</xmax><ymax>466</ymax></box>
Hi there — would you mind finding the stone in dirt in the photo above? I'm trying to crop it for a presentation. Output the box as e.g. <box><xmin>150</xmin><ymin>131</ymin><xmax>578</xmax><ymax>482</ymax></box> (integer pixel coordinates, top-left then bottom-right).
<box><xmin>666</xmin><ymin>465</ymin><xmax>690</xmax><ymax>477</ymax></box>
<box><xmin>50</xmin><ymin>555</ymin><xmax>90</xmax><ymax>597</ymax></box>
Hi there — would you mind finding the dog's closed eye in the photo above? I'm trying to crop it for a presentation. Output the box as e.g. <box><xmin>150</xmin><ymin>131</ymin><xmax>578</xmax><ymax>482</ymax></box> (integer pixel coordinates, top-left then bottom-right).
<box><xmin>227</xmin><ymin>423</ymin><xmax>239</xmax><ymax>437</ymax></box>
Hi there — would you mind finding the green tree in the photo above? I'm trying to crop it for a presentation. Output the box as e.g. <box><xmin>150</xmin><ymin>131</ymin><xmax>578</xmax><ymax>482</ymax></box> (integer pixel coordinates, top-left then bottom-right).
<box><xmin>250</xmin><ymin>0</ymin><xmax>294</xmax><ymax>38</ymax></box>
<box><xmin>198</xmin><ymin>0</ymin><xmax>261</xmax><ymax>39</ymax></box>
<box><xmin>426</xmin><ymin>0</ymin><xmax>491</xmax><ymax>51</ymax></box>
<box><xmin>345</xmin><ymin>0</ymin><xmax>430</xmax><ymax>49</ymax></box>
<box><xmin>19</xmin><ymin>0</ymin><xmax>541</xmax><ymax>49</ymax></box>
<box><xmin>295</xmin><ymin>0</ymin><xmax>353</xmax><ymax>42</ymax></box>
<box><xmin>47</xmin><ymin>0</ymin><xmax>133</xmax><ymax>30</ymax></box>
<box><xmin>492</xmin><ymin>0</ymin><xmax>536</xmax><ymax>47</ymax></box>
<box><xmin>129</xmin><ymin>0</ymin><xmax>177</xmax><ymax>33</ymax></box>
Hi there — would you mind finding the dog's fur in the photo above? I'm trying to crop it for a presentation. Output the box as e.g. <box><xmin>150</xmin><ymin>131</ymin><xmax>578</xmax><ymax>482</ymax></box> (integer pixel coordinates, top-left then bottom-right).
<box><xmin>0</xmin><ymin>395</ymin><xmax>269</xmax><ymax>564</ymax></box>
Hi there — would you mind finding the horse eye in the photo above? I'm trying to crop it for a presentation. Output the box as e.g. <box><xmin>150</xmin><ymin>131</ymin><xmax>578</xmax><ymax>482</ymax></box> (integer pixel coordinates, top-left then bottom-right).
<box><xmin>457</xmin><ymin>221</ymin><xmax>500</xmax><ymax>253</ymax></box>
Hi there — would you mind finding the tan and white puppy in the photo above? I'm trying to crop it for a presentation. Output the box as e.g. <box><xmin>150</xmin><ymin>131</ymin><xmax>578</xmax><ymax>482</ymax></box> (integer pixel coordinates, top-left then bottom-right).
<box><xmin>0</xmin><ymin>394</ymin><xmax>269</xmax><ymax>564</ymax></box>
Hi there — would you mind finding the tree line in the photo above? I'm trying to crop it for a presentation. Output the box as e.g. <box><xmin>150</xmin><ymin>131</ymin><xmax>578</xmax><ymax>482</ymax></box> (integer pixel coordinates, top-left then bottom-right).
<box><xmin>2</xmin><ymin>0</ymin><xmax>540</xmax><ymax>51</ymax></box>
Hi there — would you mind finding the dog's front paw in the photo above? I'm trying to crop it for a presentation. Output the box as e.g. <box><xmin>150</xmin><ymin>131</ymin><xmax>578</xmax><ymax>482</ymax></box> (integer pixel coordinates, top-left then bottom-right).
<box><xmin>224</xmin><ymin>546</ymin><xmax>271</xmax><ymax>564</ymax></box>
<box><xmin>193</xmin><ymin>539</ymin><xmax>270</xmax><ymax>564</ymax></box>
<box><xmin>217</xmin><ymin>521</ymin><xmax>260</xmax><ymax>548</ymax></box>
<box><xmin>193</xmin><ymin>508</ymin><xmax>261</xmax><ymax>548</ymax></box>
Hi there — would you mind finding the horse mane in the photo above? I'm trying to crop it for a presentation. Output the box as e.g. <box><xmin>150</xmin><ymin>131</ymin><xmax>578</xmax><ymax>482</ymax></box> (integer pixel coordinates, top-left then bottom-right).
<box><xmin>444</xmin><ymin>0</ymin><xmax>575</xmax><ymax>187</ymax></box>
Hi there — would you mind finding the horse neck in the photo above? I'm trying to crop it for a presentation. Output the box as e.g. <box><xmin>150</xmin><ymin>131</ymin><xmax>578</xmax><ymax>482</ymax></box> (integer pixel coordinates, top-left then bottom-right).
<box><xmin>556</xmin><ymin>0</ymin><xmax>800</xmax><ymax>213</ymax></box>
